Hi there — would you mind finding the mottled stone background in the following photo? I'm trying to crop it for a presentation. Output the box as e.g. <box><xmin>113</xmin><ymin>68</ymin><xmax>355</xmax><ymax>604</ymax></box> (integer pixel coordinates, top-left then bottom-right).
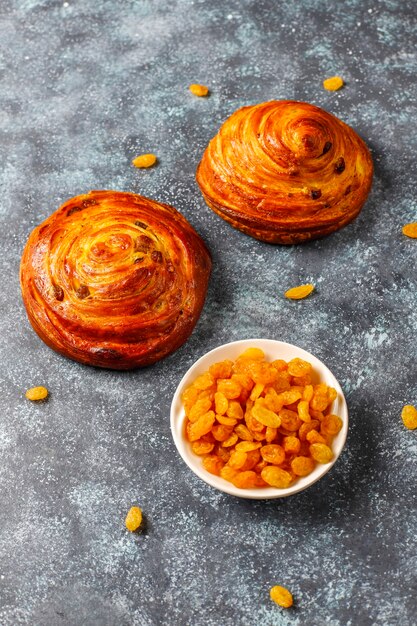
<box><xmin>0</xmin><ymin>0</ymin><xmax>416</xmax><ymax>624</ymax></box>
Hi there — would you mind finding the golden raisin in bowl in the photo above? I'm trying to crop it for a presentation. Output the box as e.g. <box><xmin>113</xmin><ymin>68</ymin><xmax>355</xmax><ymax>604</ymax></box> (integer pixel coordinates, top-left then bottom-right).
<box><xmin>181</xmin><ymin>349</ymin><xmax>341</xmax><ymax>490</ymax></box>
<box><xmin>171</xmin><ymin>339</ymin><xmax>348</xmax><ymax>499</ymax></box>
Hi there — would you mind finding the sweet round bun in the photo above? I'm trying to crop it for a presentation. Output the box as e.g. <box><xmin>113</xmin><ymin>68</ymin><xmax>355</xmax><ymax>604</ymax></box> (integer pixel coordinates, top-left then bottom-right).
<box><xmin>20</xmin><ymin>190</ymin><xmax>211</xmax><ymax>369</ymax></box>
<box><xmin>196</xmin><ymin>100</ymin><xmax>373</xmax><ymax>244</ymax></box>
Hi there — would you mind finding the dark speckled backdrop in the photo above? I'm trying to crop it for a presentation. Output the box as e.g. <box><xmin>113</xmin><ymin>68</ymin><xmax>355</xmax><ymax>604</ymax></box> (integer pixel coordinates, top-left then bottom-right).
<box><xmin>0</xmin><ymin>0</ymin><xmax>416</xmax><ymax>625</ymax></box>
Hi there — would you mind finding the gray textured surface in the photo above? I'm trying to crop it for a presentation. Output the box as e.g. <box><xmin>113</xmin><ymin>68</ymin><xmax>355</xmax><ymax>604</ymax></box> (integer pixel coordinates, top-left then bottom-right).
<box><xmin>0</xmin><ymin>0</ymin><xmax>416</xmax><ymax>625</ymax></box>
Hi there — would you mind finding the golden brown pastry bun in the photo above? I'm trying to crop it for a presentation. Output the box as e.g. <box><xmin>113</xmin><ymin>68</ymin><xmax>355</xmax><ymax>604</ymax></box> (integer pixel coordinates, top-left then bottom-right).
<box><xmin>196</xmin><ymin>100</ymin><xmax>373</xmax><ymax>243</ymax></box>
<box><xmin>20</xmin><ymin>190</ymin><xmax>211</xmax><ymax>369</ymax></box>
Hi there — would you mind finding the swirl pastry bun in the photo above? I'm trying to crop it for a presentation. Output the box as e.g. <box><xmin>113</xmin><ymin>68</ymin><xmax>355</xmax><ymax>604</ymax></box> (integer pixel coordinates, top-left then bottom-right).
<box><xmin>196</xmin><ymin>100</ymin><xmax>373</xmax><ymax>244</ymax></box>
<box><xmin>20</xmin><ymin>190</ymin><xmax>211</xmax><ymax>369</ymax></box>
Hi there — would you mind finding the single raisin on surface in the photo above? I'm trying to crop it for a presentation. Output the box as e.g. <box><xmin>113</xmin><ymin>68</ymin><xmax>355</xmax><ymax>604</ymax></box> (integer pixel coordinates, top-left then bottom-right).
<box><xmin>25</xmin><ymin>386</ymin><xmax>49</xmax><ymax>401</ymax></box>
<box><xmin>401</xmin><ymin>405</ymin><xmax>417</xmax><ymax>430</ymax></box>
<box><xmin>402</xmin><ymin>223</ymin><xmax>417</xmax><ymax>238</ymax></box>
<box><xmin>125</xmin><ymin>506</ymin><xmax>142</xmax><ymax>532</ymax></box>
<box><xmin>132</xmin><ymin>154</ymin><xmax>157</xmax><ymax>168</ymax></box>
<box><xmin>189</xmin><ymin>84</ymin><xmax>209</xmax><ymax>97</ymax></box>
<box><xmin>284</xmin><ymin>284</ymin><xmax>314</xmax><ymax>300</ymax></box>
<box><xmin>323</xmin><ymin>76</ymin><xmax>344</xmax><ymax>91</ymax></box>
<box><xmin>269</xmin><ymin>585</ymin><xmax>294</xmax><ymax>608</ymax></box>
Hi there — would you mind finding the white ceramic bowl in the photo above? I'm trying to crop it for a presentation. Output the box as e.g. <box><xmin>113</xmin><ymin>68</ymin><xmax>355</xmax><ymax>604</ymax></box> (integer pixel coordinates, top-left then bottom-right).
<box><xmin>170</xmin><ymin>339</ymin><xmax>348</xmax><ymax>499</ymax></box>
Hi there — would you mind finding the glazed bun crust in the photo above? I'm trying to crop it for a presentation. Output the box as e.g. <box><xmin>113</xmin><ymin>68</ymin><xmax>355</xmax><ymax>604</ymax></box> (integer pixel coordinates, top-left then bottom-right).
<box><xmin>196</xmin><ymin>100</ymin><xmax>373</xmax><ymax>244</ymax></box>
<box><xmin>20</xmin><ymin>190</ymin><xmax>211</xmax><ymax>369</ymax></box>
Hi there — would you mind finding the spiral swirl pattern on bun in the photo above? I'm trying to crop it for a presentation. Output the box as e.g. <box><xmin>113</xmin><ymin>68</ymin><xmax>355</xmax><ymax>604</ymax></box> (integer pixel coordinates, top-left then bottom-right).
<box><xmin>20</xmin><ymin>190</ymin><xmax>211</xmax><ymax>369</ymax></box>
<box><xmin>196</xmin><ymin>100</ymin><xmax>373</xmax><ymax>243</ymax></box>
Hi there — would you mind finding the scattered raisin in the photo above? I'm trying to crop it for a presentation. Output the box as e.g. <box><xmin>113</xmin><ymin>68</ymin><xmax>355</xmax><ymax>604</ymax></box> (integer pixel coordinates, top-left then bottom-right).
<box><xmin>323</xmin><ymin>76</ymin><xmax>344</xmax><ymax>91</ymax></box>
<box><xmin>132</xmin><ymin>154</ymin><xmax>157</xmax><ymax>168</ymax></box>
<box><xmin>284</xmin><ymin>284</ymin><xmax>315</xmax><ymax>300</ymax></box>
<box><xmin>322</xmin><ymin>141</ymin><xmax>332</xmax><ymax>154</ymax></box>
<box><xmin>401</xmin><ymin>405</ymin><xmax>417</xmax><ymax>430</ymax></box>
<box><xmin>189</xmin><ymin>84</ymin><xmax>209</xmax><ymax>97</ymax></box>
<box><xmin>25</xmin><ymin>386</ymin><xmax>49</xmax><ymax>401</ymax></box>
<box><xmin>402</xmin><ymin>223</ymin><xmax>417</xmax><ymax>239</ymax></box>
<box><xmin>125</xmin><ymin>506</ymin><xmax>143</xmax><ymax>532</ymax></box>
<box><xmin>135</xmin><ymin>220</ymin><xmax>148</xmax><ymax>229</ymax></box>
<box><xmin>270</xmin><ymin>585</ymin><xmax>293</xmax><ymax>608</ymax></box>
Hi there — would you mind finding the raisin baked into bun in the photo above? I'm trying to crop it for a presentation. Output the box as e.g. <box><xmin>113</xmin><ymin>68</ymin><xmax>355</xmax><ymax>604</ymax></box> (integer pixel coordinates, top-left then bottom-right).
<box><xmin>196</xmin><ymin>100</ymin><xmax>373</xmax><ymax>244</ymax></box>
<box><xmin>20</xmin><ymin>190</ymin><xmax>211</xmax><ymax>369</ymax></box>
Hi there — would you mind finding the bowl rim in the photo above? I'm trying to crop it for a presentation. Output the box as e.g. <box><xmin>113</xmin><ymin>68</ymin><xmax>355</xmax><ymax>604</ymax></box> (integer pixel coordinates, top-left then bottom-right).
<box><xmin>170</xmin><ymin>338</ymin><xmax>348</xmax><ymax>499</ymax></box>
